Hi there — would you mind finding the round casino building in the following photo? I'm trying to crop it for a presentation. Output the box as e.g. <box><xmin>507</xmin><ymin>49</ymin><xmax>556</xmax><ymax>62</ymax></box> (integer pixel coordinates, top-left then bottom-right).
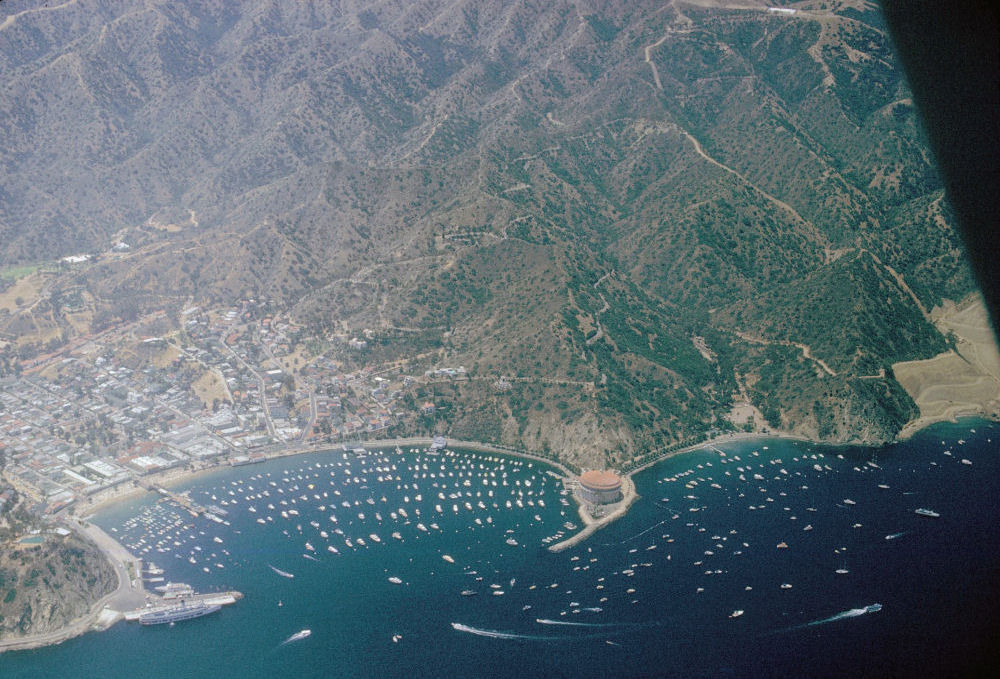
<box><xmin>577</xmin><ymin>470</ymin><xmax>623</xmax><ymax>505</ymax></box>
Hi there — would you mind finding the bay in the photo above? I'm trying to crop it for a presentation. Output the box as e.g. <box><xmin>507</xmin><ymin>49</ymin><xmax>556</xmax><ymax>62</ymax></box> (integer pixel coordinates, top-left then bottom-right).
<box><xmin>3</xmin><ymin>419</ymin><xmax>998</xmax><ymax>678</ymax></box>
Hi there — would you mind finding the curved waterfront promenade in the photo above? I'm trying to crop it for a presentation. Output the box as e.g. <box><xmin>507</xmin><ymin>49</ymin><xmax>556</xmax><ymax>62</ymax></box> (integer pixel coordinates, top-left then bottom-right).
<box><xmin>0</xmin><ymin>518</ymin><xmax>143</xmax><ymax>654</ymax></box>
<box><xmin>74</xmin><ymin>437</ymin><xmax>573</xmax><ymax>518</ymax></box>
<box><xmin>265</xmin><ymin>437</ymin><xmax>576</xmax><ymax>477</ymax></box>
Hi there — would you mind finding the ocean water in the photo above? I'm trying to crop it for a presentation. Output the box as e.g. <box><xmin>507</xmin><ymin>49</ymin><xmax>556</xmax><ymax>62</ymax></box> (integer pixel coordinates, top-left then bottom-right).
<box><xmin>3</xmin><ymin>419</ymin><xmax>998</xmax><ymax>678</ymax></box>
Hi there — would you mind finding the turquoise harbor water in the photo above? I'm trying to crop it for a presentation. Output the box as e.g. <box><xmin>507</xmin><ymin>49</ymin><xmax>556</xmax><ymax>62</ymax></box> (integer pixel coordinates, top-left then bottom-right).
<box><xmin>3</xmin><ymin>419</ymin><xmax>998</xmax><ymax>678</ymax></box>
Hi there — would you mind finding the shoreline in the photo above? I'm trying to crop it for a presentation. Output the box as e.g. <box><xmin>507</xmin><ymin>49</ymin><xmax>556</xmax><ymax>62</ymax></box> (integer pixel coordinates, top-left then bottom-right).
<box><xmin>548</xmin><ymin>476</ymin><xmax>638</xmax><ymax>552</ymax></box>
<box><xmin>0</xmin><ymin>585</ymin><xmax>122</xmax><ymax>654</ymax></box>
<box><xmin>0</xmin><ymin>517</ymin><xmax>142</xmax><ymax>654</ymax></box>
<box><xmin>70</xmin><ymin>410</ymin><xmax>999</xmax><ymax>526</ymax></box>
<box><xmin>895</xmin><ymin>409</ymin><xmax>999</xmax><ymax>441</ymax></box>
<box><xmin>4</xmin><ymin>415</ymin><xmax>992</xmax><ymax>653</ymax></box>
<box><xmin>76</xmin><ymin>437</ymin><xmax>574</xmax><ymax>520</ymax></box>
<box><xmin>625</xmin><ymin>429</ymin><xmax>813</xmax><ymax>477</ymax></box>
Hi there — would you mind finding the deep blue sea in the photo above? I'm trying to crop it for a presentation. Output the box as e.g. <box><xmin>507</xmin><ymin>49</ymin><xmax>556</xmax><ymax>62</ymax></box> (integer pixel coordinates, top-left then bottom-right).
<box><xmin>3</xmin><ymin>419</ymin><xmax>998</xmax><ymax>678</ymax></box>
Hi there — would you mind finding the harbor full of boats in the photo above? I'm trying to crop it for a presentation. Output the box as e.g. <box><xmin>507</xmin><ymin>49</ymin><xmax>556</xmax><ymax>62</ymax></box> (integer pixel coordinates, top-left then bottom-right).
<box><xmin>60</xmin><ymin>420</ymin><xmax>996</xmax><ymax>679</ymax></box>
<box><xmin>107</xmin><ymin>435</ymin><xmax>977</xmax><ymax>626</ymax></box>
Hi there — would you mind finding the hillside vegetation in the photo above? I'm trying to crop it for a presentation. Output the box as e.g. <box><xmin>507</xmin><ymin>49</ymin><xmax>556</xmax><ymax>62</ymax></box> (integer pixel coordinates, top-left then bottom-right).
<box><xmin>0</xmin><ymin>0</ymin><xmax>978</xmax><ymax>467</ymax></box>
<box><xmin>0</xmin><ymin>533</ymin><xmax>116</xmax><ymax>640</ymax></box>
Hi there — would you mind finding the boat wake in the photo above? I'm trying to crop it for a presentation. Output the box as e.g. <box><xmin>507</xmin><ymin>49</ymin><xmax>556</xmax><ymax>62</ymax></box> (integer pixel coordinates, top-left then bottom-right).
<box><xmin>617</xmin><ymin>519</ymin><xmax>670</xmax><ymax>544</ymax></box>
<box><xmin>451</xmin><ymin>622</ymin><xmax>572</xmax><ymax>641</ymax></box>
<box><xmin>280</xmin><ymin>629</ymin><xmax>311</xmax><ymax>645</ymax></box>
<box><xmin>269</xmin><ymin>564</ymin><xmax>295</xmax><ymax>578</ymax></box>
<box><xmin>806</xmin><ymin>603</ymin><xmax>882</xmax><ymax>627</ymax></box>
<box><xmin>772</xmin><ymin>604</ymin><xmax>882</xmax><ymax>634</ymax></box>
<box><xmin>452</xmin><ymin>616</ymin><xmax>659</xmax><ymax>642</ymax></box>
<box><xmin>535</xmin><ymin>618</ymin><xmax>658</xmax><ymax>630</ymax></box>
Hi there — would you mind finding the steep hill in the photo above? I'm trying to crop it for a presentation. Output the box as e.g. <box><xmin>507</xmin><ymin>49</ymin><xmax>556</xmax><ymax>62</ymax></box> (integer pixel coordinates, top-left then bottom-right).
<box><xmin>0</xmin><ymin>532</ymin><xmax>117</xmax><ymax>641</ymax></box>
<box><xmin>0</xmin><ymin>0</ymin><xmax>978</xmax><ymax>465</ymax></box>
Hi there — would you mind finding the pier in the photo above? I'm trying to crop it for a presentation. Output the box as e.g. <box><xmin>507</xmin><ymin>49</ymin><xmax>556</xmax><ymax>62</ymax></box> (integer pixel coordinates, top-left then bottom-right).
<box><xmin>141</xmin><ymin>482</ymin><xmax>228</xmax><ymax>523</ymax></box>
<box><xmin>548</xmin><ymin>476</ymin><xmax>638</xmax><ymax>552</ymax></box>
<box><xmin>122</xmin><ymin>590</ymin><xmax>243</xmax><ymax>622</ymax></box>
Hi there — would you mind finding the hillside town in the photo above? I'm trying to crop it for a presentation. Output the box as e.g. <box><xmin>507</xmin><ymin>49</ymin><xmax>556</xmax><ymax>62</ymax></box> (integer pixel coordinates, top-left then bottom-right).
<box><xmin>0</xmin><ymin>300</ymin><xmax>465</xmax><ymax>519</ymax></box>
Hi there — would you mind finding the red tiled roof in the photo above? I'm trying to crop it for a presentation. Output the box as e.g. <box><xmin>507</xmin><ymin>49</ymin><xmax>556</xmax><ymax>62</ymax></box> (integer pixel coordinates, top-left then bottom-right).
<box><xmin>579</xmin><ymin>470</ymin><xmax>622</xmax><ymax>491</ymax></box>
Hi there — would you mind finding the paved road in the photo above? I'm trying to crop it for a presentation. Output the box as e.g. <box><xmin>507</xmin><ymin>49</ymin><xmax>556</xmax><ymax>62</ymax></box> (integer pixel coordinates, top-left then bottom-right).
<box><xmin>220</xmin><ymin>334</ymin><xmax>278</xmax><ymax>438</ymax></box>
<box><xmin>72</xmin><ymin>518</ymin><xmax>146</xmax><ymax>612</ymax></box>
<box><xmin>0</xmin><ymin>519</ymin><xmax>144</xmax><ymax>653</ymax></box>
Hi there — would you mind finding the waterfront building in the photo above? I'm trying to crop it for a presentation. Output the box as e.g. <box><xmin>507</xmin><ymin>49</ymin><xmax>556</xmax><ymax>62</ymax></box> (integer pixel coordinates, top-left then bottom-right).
<box><xmin>578</xmin><ymin>470</ymin><xmax>623</xmax><ymax>504</ymax></box>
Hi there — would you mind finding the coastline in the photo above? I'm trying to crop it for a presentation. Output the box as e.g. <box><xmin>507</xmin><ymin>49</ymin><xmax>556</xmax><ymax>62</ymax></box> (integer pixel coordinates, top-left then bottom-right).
<box><xmin>895</xmin><ymin>408</ymin><xmax>1000</xmax><ymax>441</ymax></box>
<box><xmin>4</xmin><ymin>415</ymin><xmax>993</xmax><ymax>654</ymax></box>
<box><xmin>62</xmin><ymin>409</ymin><xmax>1000</xmax><ymax>529</ymax></box>
<box><xmin>76</xmin><ymin>436</ymin><xmax>573</xmax><ymax>519</ymax></box>
<box><xmin>0</xmin><ymin>518</ymin><xmax>141</xmax><ymax>654</ymax></box>
<box><xmin>892</xmin><ymin>295</ymin><xmax>1000</xmax><ymax>438</ymax></box>
<box><xmin>626</xmin><ymin>429</ymin><xmax>813</xmax><ymax>477</ymax></box>
<box><xmin>0</xmin><ymin>585</ymin><xmax>122</xmax><ymax>654</ymax></box>
<box><xmin>548</xmin><ymin>476</ymin><xmax>638</xmax><ymax>553</ymax></box>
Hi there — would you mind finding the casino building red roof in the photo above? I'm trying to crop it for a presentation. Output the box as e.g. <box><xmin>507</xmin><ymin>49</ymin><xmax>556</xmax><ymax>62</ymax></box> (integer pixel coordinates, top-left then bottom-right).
<box><xmin>578</xmin><ymin>470</ymin><xmax>622</xmax><ymax>491</ymax></box>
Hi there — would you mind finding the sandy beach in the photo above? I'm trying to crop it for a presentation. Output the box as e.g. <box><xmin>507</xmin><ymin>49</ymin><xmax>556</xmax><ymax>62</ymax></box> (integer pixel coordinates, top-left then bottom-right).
<box><xmin>894</xmin><ymin>296</ymin><xmax>1000</xmax><ymax>438</ymax></box>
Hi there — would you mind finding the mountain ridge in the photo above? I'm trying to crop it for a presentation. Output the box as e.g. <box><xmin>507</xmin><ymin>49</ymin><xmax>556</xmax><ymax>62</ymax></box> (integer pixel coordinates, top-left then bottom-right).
<box><xmin>0</xmin><ymin>0</ymin><xmax>978</xmax><ymax>467</ymax></box>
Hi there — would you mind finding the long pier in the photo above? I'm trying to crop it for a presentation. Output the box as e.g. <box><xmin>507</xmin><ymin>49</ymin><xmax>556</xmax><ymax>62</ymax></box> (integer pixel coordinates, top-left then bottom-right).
<box><xmin>142</xmin><ymin>482</ymin><xmax>228</xmax><ymax>523</ymax></box>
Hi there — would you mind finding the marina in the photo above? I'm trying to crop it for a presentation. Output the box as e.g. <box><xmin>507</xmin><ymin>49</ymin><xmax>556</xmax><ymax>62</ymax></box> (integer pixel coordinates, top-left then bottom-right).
<box><xmin>3</xmin><ymin>419</ymin><xmax>998</xmax><ymax>678</ymax></box>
